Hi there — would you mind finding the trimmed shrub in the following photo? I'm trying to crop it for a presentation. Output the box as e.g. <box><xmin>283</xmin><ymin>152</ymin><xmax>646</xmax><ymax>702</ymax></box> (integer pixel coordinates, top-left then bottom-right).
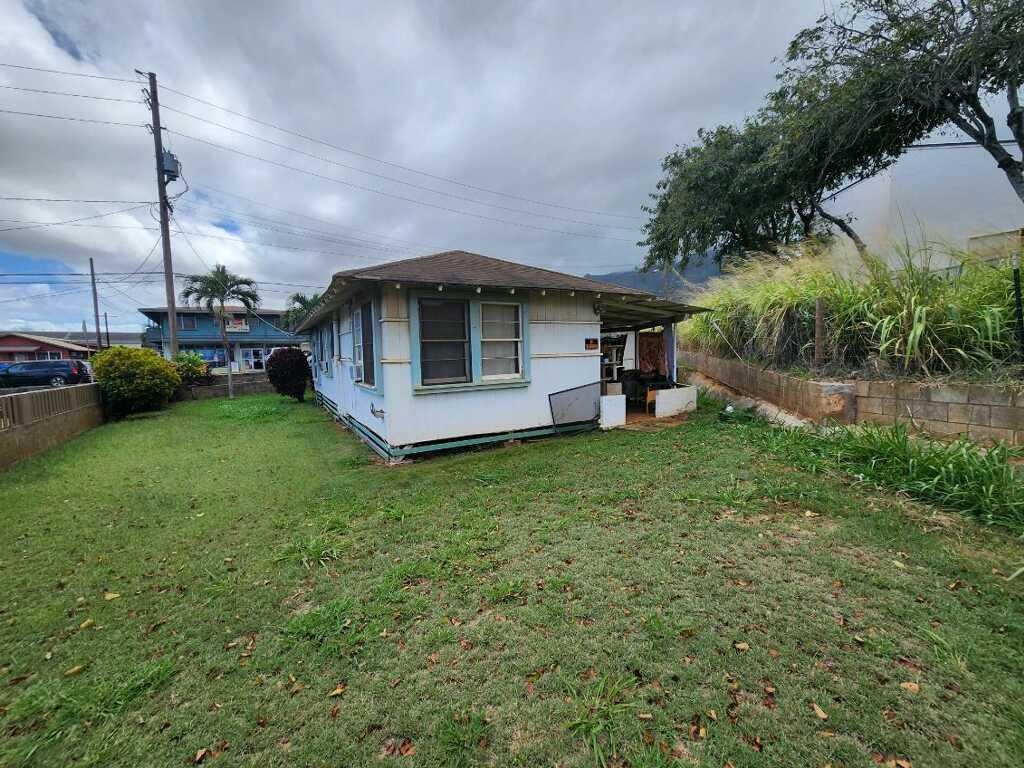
<box><xmin>266</xmin><ymin>347</ymin><xmax>310</xmax><ymax>402</ymax></box>
<box><xmin>92</xmin><ymin>347</ymin><xmax>181</xmax><ymax>418</ymax></box>
<box><xmin>173</xmin><ymin>351</ymin><xmax>209</xmax><ymax>384</ymax></box>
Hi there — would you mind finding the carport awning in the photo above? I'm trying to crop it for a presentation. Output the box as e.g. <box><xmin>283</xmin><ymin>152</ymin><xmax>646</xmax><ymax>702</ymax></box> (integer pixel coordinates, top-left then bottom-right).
<box><xmin>597</xmin><ymin>295</ymin><xmax>708</xmax><ymax>332</ymax></box>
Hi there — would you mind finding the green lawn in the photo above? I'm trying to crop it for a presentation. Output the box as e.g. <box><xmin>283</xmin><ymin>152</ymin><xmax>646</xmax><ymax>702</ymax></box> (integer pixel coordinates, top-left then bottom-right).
<box><xmin>1</xmin><ymin>395</ymin><xmax>1021</xmax><ymax>767</ymax></box>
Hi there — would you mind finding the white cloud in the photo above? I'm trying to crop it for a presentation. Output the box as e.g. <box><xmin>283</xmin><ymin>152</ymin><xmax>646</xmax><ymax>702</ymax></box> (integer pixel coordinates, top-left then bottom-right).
<box><xmin>1</xmin><ymin>0</ymin><xmax>823</xmax><ymax>329</ymax></box>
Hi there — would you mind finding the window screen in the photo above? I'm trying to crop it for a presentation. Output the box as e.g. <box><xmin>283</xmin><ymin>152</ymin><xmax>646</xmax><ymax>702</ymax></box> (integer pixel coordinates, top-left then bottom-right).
<box><xmin>360</xmin><ymin>301</ymin><xmax>375</xmax><ymax>387</ymax></box>
<box><xmin>419</xmin><ymin>299</ymin><xmax>469</xmax><ymax>385</ymax></box>
<box><xmin>177</xmin><ymin>313</ymin><xmax>197</xmax><ymax>330</ymax></box>
<box><xmin>481</xmin><ymin>303</ymin><xmax>521</xmax><ymax>377</ymax></box>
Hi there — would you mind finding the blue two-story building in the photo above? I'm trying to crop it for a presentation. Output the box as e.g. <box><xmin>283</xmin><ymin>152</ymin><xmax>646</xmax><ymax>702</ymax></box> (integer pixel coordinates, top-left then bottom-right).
<box><xmin>140</xmin><ymin>306</ymin><xmax>306</xmax><ymax>373</ymax></box>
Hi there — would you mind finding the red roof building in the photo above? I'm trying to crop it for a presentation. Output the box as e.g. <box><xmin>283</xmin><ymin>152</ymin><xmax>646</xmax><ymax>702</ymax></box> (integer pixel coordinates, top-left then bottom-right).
<box><xmin>0</xmin><ymin>332</ymin><xmax>93</xmax><ymax>362</ymax></box>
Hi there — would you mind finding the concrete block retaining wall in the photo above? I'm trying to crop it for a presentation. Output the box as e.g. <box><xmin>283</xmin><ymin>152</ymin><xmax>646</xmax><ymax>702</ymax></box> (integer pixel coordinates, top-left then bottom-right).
<box><xmin>678</xmin><ymin>350</ymin><xmax>855</xmax><ymax>424</ymax></box>
<box><xmin>0</xmin><ymin>384</ymin><xmax>103</xmax><ymax>470</ymax></box>
<box><xmin>855</xmin><ymin>380</ymin><xmax>1023</xmax><ymax>445</ymax></box>
<box><xmin>177</xmin><ymin>375</ymin><xmax>277</xmax><ymax>401</ymax></box>
<box><xmin>680</xmin><ymin>349</ymin><xmax>1024</xmax><ymax>445</ymax></box>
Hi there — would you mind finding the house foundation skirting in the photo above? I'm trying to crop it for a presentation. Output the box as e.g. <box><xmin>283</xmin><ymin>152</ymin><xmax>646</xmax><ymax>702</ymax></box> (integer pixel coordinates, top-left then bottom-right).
<box><xmin>313</xmin><ymin>392</ymin><xmax>595</xmax><ymax>460</ymax></box>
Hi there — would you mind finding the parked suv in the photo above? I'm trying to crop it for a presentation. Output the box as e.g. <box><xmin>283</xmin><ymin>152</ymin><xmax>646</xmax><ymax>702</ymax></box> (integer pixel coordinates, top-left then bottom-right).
<box><xmin>0</xmin><ymin>359</ymin><xmax>91</xmax><ymax>388</ymax></box>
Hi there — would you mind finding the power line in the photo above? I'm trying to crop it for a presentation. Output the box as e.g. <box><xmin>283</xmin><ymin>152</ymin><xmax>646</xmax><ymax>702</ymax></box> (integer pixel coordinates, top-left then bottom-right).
<box><xmin>0</xmin><ymin>204</ymin><xmax>152</xmax><ymax>233</ymax></box>
<box><xmin>161</xmin><ymin>104</ymin><xmax>638</xmax><ymax>231</ymax></box>
<box><xmin>171</xmin><ymin>213</ymin><xmax>302</xmax><ymax>338</ymax></box>
<box><xmin>0</xmin><ymin>196</ymin><xmax>155</xmax><ymax>203</ymax></box>
<box><xmin>907</xmin><ymin>139</ymin><xmax>1018</xmax><ymax>150</ymax></box>
<box><xmin>0</xmin><ymin>107</ymin><xmax>144</xmax><ymax>128</ymax></box>
<box><xmin>175</xmin><ymin>202</ymin><xmax>416</xmax><ymax>255</ymax></box>
<box><xmin>0</xmin><ymin>274</ymin><xmax>163</xmax><ymax>280</ymax></box>
<box><xmin>0</xmin><ymin>83</ymin><xmax>140</xmax><ymax>103</ymax></box>
<box><xmin>167</xmin><ymin>129</ymin><xmax>637</xmax><ymax>243</ymax></box>
<box><xmin>0</xmin><ymin>62</ymin><xmax>137</xmax><ymax>83</ymax></box>
<box><xmin>159</xmin><ymin>83</ymin><xmax>643</xmax><ymax>221</ymax></box>
<box><xmin>192</xmin><ymin>183</ymin><xmax>454</xmax><ymax>253</ymax></box>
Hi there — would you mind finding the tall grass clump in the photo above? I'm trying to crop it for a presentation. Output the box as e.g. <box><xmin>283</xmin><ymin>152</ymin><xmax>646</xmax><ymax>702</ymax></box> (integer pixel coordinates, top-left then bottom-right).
<box><xmin>833</xmin><ymin>423</ymin><xmax>1023</xmax><ymax>531</ymax></box>
<box><xmin>756</xmin><ymin>422</ymin><xmax>1024</xmax><ymax>532</ymax></box>
<box><xmin>680</xmin><ymin>243</ymin><xmax>1018</xmax><ymax>376</ymax></box>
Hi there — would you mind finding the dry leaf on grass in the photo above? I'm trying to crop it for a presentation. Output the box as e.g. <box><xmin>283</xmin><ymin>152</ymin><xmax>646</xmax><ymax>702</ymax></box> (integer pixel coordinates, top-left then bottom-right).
<box><xmin>810</xmin><ymin>701</ymin><xmax>829</xmax><ymax>720</ymax></box>
<box><xmin>899</xmin><ymin>682</ymin><xmax>920</xmax><ymax>694</ymax></box>
<box><xmin>733</xmin><ymin>641</ymin><xmax>750</xmax><ymax>652</ymax></box>
<box><xmin>381</xmin><ymin>737</ymin><xmax>415</xmax><ymax>757</ymax></box>
<box><xmin>328</xmin><ymin>682</ymin><xmax>347</xmax><ymax>697</ymax></box>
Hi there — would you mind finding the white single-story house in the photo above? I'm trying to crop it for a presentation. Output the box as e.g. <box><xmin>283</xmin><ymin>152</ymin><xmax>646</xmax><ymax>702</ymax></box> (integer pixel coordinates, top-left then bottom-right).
<box><xmin>298</xmin><ymin>251</ymin><xmax>704</xmax><ymax>460</ymax></box>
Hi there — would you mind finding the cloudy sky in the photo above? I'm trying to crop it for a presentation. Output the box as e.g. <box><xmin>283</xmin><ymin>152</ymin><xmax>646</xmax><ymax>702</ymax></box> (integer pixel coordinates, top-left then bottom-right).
<box><xmin>0</xmin><ymin>0</ymin><xmax>827</xmax><ymax>331</ymax></box>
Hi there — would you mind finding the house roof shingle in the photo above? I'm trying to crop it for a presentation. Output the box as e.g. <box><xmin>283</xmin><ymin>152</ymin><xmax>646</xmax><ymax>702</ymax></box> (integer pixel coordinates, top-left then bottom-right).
<box><xmin>331</xmin><ymin>251</ymin><xmax>651</xmax><ymax>295</ymax></box>
<box><xmin>298</xmin><ymin>251</ymin><xmax>683</xmax><ymax>331</ymax></box>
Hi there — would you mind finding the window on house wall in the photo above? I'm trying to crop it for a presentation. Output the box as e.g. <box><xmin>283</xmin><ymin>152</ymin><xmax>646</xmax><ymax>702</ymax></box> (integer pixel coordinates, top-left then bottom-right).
<box><xmin>177</xmin><ymin>313</ymin><xmax>197</xmax><ymax>330</ymax></box>
<box><xmin>352</xmin><ymin>300</ymin><xmax>376</xmax><ymax>386</ymax></box>
<box><xmin>35</xmin><ymin>351</ymin><xmax>62</xmax><ymax>360</ymax></box>
<box><xmin>335</xmin><ymin>311</ymin><xmax>343</xmax><ymax>361</ymax></box>
<box><xmin>419</xmin><ymin>298</ymin><xmax>470</xmax><ymax>385</ymax></box>
<box><xmin>352</xmin><ymin>308</ymin><xmax>363</xmax><ymax>381</ymax></box>
<box><xmin>481</xmin><ymin>303</ymin><xmax>521</xmax><ymax>377</ymax></box>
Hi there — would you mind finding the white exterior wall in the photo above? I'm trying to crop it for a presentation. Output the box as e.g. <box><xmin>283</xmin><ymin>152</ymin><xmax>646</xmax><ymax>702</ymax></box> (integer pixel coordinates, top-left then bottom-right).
<box><xmin>310</xmin><ymin>292</ymin><xmax>389</xmax><ymax>444</ymax></box>
<box><xmin>312</xmin><ymin>285</ymin><xmax>601</xmax><ymax>449</ymax></box>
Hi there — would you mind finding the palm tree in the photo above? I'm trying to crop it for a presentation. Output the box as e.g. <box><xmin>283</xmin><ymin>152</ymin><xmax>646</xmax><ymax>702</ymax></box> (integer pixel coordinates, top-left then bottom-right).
<box><xmin>180</xmin><ymin>264</ymin><xmax>260</xmax><ymax>399</ymax></box>
<box><xmin>281</xmin><ymin>292</ymin><xmax>321</xmax><ymax>331</ymax></box>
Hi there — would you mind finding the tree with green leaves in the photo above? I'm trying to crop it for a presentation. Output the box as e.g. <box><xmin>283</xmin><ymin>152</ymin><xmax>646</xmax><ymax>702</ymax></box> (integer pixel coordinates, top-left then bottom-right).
<box><xmin>180</xmin><ymin>264</ymin><xmax>260</xmax><ymax>399</ymax></box>
<box><xmin>642</xmin><ymin>1</ymin><xmax>1023</xmax><ymax>274</ymax></box>
<box><xmin>640</xmin><ymin>122</ymin><xmax>808</xmax><ymax>273</ymax></box>
<box><xmin>783</xmin><ymin>0</ymin><xmax>1024</xmax><ymax>204</ymax></box>
<box><xmin>280</xmin><ymin>292</ymin><xmax>322</xmax><ymax>332</ymax></box>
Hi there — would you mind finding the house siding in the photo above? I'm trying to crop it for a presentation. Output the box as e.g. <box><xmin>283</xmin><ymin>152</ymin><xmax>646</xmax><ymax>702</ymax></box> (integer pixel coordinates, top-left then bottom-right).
<box><xmin>310</xmin><ymin>286</ymin><xmax>600</xmax><ymax>451</ymax></box>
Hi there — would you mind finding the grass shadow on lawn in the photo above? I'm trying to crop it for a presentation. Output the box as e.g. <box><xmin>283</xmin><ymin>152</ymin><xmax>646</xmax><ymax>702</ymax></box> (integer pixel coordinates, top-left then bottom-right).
<box><xmin>0</xmin><ymin>394</ymin><xmax>1022</xmax><ymax>767</ymax></box>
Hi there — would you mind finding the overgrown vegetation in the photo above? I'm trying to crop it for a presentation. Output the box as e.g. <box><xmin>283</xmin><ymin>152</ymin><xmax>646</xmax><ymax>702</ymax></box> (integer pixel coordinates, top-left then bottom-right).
<box><xmin>1</xmin><ymin>395</ymin><xmax>1022</xmax><ymax>766</ymax></box>
<box><xmin>680</xmin><ymin>247</ymin><xmax>1018</xmax><ymax>376</ymax></box>
<box><xmin>91</xmin><ymin>346</ymin><xmax>181</xmax><ymax>418</ymax></box>
<box><xmin>757</xmin><ymin>421</ymin><xmax>1024</xmax><ymax>533</ymax></box>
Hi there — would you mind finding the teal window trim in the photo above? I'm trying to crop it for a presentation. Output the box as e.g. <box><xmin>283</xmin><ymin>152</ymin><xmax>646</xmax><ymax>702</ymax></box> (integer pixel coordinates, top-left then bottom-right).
<box><xmin>353</xmin><ymin>292</ymin><xmax>383</xmax><ymax>394</ymax></box>
<box><xmin>408</xmin><ymin>289</ymin><xmax>530</xmax><ymax>395</ymax></box>
<box><xmin>317</xmin><ymin>323</ymin><xmax>333</xmax><ymax>378</ymax></box>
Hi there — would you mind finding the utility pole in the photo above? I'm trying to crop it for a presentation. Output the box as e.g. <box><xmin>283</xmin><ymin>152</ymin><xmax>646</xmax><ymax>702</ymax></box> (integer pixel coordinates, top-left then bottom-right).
<box><xmin>144</xmin><ymin>70</ymin><xmax>178</xmax><ymax>358</ymax></box>
<box><xmin>89</xmin><ymin>257</ymin><xmax>102</xmax><ymax>351</ymax></box>
<box><xmin>104</xmin><ymin>312</ymin><xmax>111</xmax><ymax>348</ymax></box>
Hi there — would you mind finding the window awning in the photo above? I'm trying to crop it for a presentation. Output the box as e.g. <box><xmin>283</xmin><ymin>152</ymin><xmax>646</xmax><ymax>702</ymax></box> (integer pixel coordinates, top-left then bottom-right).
<box><xmin>597</xmin><ymin>295</ymin><xmax>707</xmax><ymax>332</ymax></box>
